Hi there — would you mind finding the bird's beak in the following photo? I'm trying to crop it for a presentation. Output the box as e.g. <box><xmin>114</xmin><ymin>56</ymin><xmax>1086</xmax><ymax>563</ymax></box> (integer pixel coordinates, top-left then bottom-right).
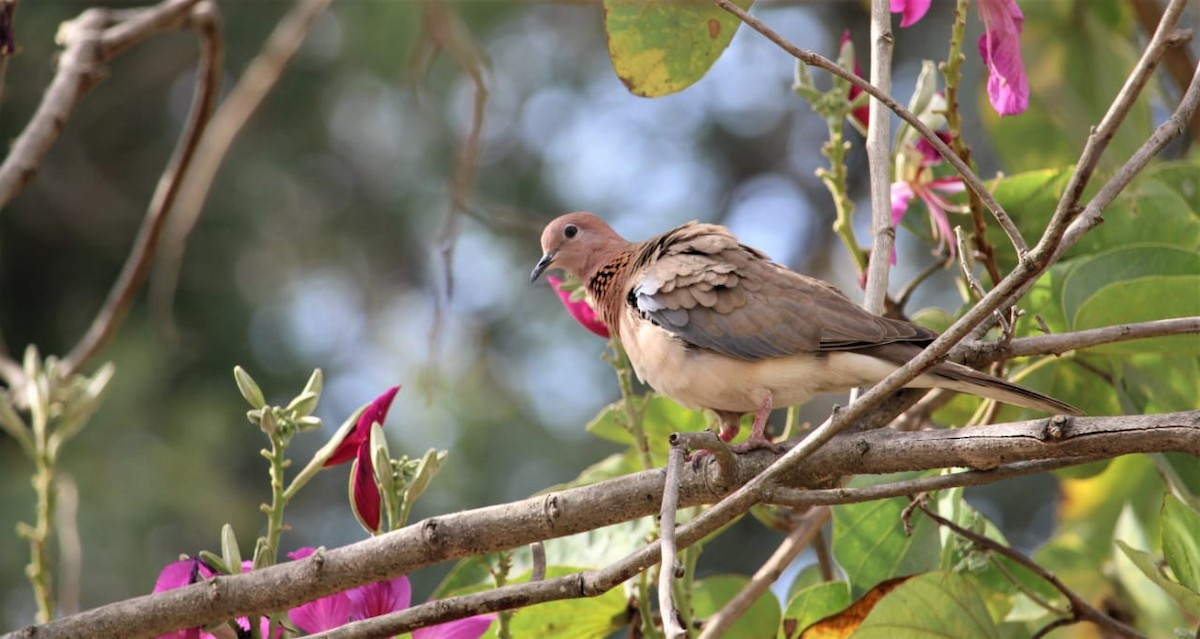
<box><xmin>530</xmin><ymin>251</ymin><xmax>556</xmax><ymax>283</ymax></box>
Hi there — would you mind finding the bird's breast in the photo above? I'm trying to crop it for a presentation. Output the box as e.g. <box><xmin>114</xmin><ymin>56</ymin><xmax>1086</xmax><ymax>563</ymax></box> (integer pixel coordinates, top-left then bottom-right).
<box><xmin>617</xmin><ymin>312</ymin><xmax>885</xmax><ymax>413</ymax></box>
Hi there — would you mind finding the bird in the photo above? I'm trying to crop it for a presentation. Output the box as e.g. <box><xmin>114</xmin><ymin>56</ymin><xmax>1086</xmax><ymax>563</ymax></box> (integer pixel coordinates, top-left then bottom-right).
<box><xmin>530</xmin><ymin>212</ymin><xmax>1081</xmax><ymax>451</ymax></box>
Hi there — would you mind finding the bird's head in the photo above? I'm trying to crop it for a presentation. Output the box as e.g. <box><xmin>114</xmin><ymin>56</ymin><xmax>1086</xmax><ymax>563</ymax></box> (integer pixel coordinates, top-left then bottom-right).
<box><xmin>530</xmin><ymin>212</ymin><xmax>626</xmax><ymax>284</ymax></box>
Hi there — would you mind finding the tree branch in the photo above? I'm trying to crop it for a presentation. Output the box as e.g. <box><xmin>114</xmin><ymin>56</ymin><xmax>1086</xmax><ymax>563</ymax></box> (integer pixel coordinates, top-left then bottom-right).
<box><xmin>961</xmin><ymin>317</ymin><xmax>1200</xmax><ymax>363</ymax></box>
<box><xmin>8</xmin><ymin>410</ymin><xmax>1196</xmax><ymax>639</ymax></box>
<box><xmin>0</xmin><ymin>0</ymin><xmax>202</xmax><ymax>211</ymax></box>
<box><xmin>862</xmin><ymin>0</ymin><xmax>895</xmax><ymax>316</ymax></box>
<box><xmin>61</xmin><ymin>1</ymin><xmax>222</xmax><ymax>377</ymax></box>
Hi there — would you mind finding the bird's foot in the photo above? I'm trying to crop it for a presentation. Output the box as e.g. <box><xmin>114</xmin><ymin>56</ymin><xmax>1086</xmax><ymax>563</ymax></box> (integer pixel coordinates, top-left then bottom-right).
<box><xmin>728</xmin><ymin>433</ymin><xmax>784</xmax><ymax>454</ymax></box>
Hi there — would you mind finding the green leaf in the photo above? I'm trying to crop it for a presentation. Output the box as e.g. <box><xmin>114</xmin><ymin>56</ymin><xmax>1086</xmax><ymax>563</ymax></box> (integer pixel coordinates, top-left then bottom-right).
<box><xmin>692</xmin><ymin>574</ymin><xmax>781</xmax><ymax>639</ymax></box>
<box><xmin>1162</xmin><ymin>494</ymin><xmax>1200</xmax><ymax>593</ymax></box>
<box><xmin>782</xmin><ymin>581</ymin><xmax>849</xmax><ymax>637</ymax></box>
<box><xmin>506</xmin><ymin>566</ymin><xmax>628</xmax><ymax>639</ymax></box>
<box><xmin>603</xmin><ymin>0</ymin><xmax>753</xmax><ymax>97</ymax></box>
<box><xmin>1115</xmin><ymin>540</ymin><xmax>1200</xmax><ymax>618</ymax></box>
<box><xmin>854</xmin><ymin>572</ymin><xmax>999</xmax><ymax>639</ymax></box>
<box><xmin>832</xmin><ymin>478</ymin><xmax>940</xmax><ymax>595</ymax></box>
<box><xmin>586</xmin><ymin>394</ymin><xmax>709</xmax><ymax>465</ymax></box>
<box><xmin>1060</xmin><ymin>244</ymin><xmax>1200</xmax><ymax>330</ymax></box>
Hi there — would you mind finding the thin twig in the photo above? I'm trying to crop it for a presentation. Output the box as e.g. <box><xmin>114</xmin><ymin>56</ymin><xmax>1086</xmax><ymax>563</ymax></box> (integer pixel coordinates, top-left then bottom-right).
<box><xmin>1130</xmin><ymin>0</ymin><xmax>1200</xmax><ymax>145</ymax></box>
<box><xmin>917</xmin><ymin>502</ymin><xmax>1145</xmax><ymax>638</ymax></box>
<box><xmin>894</xmin><ymin>257</ymin><xmax>950</xmax><ymax>312</ymax></box>
<box><xmin>1039</xmin><ymin>0</ymin><xmax>1190</xmax><ymax>252</ymax></box>
<box><xmin>713</xmin><ymin>0</ymin><xmax>1028</xmax><ymax>255</ymax></box>
<box><xmin>529</xmin><ymin>542</ymin><xmax>546</xmax><ymax>582</ymax></box>
<box><xmin>425</xmin><ymin>0</ymin><xmax>489</xmax><ymax>368</ymax></box>
<box><xmin>962</xmin><ymin>317</ymin><xmax>1200</xmax><ymax>363</ymax></box>
<box><xmin>154</xmin><ymin>0</ymin><xmax>334</xmax><ymax>334</ymax></box>
<box><xmin>673</xmin><ymin>431</ymin><xmax>736</xmax><ymax>493</ymax></box>
<box><xmin>62</xmin><ymin>1</ymin><xmax>222</xmax><ymax>376</ymax></box>
<box><xmin>658</xmin><ymin>445</ymin><xmax>686</xmax><ymax>639</ymax></box>
<box><xmin>696</xmin><ymin>507</ymin><xmax>829</xmax><ymax>639</ymax></box>
<box><xmin>861</xmin><ymin>0</ymin><xmax>895</xmax><ymax>316</ymax></box>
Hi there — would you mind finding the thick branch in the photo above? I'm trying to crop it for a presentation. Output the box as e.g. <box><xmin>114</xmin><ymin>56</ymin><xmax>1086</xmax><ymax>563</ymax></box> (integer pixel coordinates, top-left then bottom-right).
<box><xmin>9</xmin><ymin>411</ymin><xmax>1197</xmax><ymax>639</ymax></box>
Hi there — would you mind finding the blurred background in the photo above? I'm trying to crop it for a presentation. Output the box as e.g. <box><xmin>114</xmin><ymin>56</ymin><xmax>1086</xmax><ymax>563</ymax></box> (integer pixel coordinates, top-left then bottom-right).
<box><xmin>0</xmin><ymin>0</ymin><xmax>1194</xmax><ymax>627</ymax></box>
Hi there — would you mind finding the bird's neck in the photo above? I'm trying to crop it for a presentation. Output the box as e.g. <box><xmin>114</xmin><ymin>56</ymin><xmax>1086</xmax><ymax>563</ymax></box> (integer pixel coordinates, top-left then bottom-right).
<box><xmin>582</xmin><ymin>241</ymin><xmax>633</xmax><ymax>331</ymax></box>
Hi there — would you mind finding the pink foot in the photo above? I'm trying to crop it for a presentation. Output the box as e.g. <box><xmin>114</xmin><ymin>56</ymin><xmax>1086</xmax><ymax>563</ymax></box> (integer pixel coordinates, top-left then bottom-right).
<box><xmin>727</xmin><ymin>395</ymin><xmax>783</xmax><ymax>454</ymax></box>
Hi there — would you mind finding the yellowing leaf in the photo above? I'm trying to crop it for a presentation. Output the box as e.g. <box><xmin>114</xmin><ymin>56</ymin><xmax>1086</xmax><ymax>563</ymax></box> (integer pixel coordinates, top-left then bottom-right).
<box><xmin>798</xmin><ymin>576</ymin><xmax>908</xmax><ymax>638</ymax></box>
<box><xmin>604</xmin><ymin>0</ymin><xmax>753</xmax><ymax>97</ymax></box>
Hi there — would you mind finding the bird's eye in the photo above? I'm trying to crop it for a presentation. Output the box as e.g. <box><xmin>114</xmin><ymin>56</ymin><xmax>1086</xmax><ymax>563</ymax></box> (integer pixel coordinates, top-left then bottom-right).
<box><xmin>563</xmin><ymin>224</ymin><xmax>578</xmax><ymax>239</ymax></box>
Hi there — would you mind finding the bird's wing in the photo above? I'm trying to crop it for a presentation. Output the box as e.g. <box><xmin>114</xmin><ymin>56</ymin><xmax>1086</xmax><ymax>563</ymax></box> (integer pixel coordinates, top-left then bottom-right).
<box><xmin>628</xmin><ymin>223</ymin><xmax>934</xmax><ymax>361</ymax></box>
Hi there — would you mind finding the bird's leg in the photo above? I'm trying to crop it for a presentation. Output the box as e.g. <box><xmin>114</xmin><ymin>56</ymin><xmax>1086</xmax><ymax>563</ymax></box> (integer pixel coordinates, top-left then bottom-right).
<box><xmin>732</xmin><ymin>393</ymin><xmax>782</xmax><ymax>453</ymax></box>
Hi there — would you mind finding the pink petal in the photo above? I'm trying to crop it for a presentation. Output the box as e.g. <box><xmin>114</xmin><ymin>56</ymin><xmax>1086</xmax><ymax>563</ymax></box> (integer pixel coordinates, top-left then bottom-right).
<box><xmin>153</xmin><ymin>558</ymin><xmax>214</xmax><ymax>593</ymax></box>
<box><xmin>347</xmin><ymin>575</ymin><xmax>413</xmax><ymax>619</ymax></box>
<box><xmin>914</xmin><ymin>185</ymin><xmax>958</xmax><ymax>258</ymax></box>
<box><xmin>890</xmin><ymin>181</ymin><xmax>915</xmax><ymax>226</ymax></box>
<box><xmin>325</xmin><ymin>386</ymin><xmax>400</xmax><ymax>467</ymax></box>
<box><xmin>547</xmin><ymin>276</ymin><xmax>610</xmax><ymax>338</ymax></box>
<box><xmin>413</xmin><ymin>614</ymin><xmax>499</xmax><ymax>639</ymax></box>
<box><xmin>891</xmin><ymin>0</ymin><xmax>932</xmax><ymax>27</ymax></box>
<box><xmin>977</xmin><ymin>0</ymin><xmax>1028</xmax><ymax>116</ymax></box>
<box><xmin>929</xmin><ymin>176</ymin><xmax>967</xmax><ymax>194</ymax></box>
<box><xmin>290</xmin><ymin>591</ymin><xmax>354</xmax><ymax>633</ymax></box>
<box><xmin>287</xmin><ymin>547</ymin><xmax>316</xmax><ymax>561</ymax></box>
<box><xmin>914</xmin><ymin>130</ymin><xmax>953</xmax><ymax>167</ymax></box>
<box><xmin>840</xmin><ymin>31</ymin><xmax>870</xmax><ymax>128</ymax></box>
<box><xmin>351</xmin><ymin>443</ymin><xmax>382</xmax><ymax>533</ymax></box>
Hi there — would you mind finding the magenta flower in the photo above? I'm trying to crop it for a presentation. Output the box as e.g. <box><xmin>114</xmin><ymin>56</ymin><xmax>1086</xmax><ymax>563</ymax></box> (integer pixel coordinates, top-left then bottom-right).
<box><xmin>891</xmin><ymin>0</ymin><xmax>1028</xmax><ymax>116</ymax></box>
<box><xmin>287</xmin><ymin>548</ymin><xmax>496</xmax><ymax>637</ymax></box>
<box><xmin>891</xmin><ymin>131</ymin><xmax>966</xmax><ymax>259</ymax></box>
<box><xmin>152</xmin><ymin>559</ymin><xmax>281</xmax><ymax>639</ymax></box>
<box><xmin>839</xmin><ymin>31</ymin><xmax>870</xmax><ymax>131</ymax></box>
<box><xmin>324</xmin><ymin>386</ymin><xmax>400</xmax><ymax>467</ymax></box>
<box><xmin>547</xmin><ymin>275</ymin><xmax>609</xmax><ymax>338</ymax></box>
<box><xmin>351</xmin><ymin>437</ymin><xmax>382</xmax><ymax>533</ymax></box>
<box><xmin>977</xmin><ymin>0</ymin><xmax>1028</xmax><ymax>115</ymax></box>
<box><xmin>891</xmin><ymin>0</ymin><xmax>931</xmax><ymax>28</ymax></box>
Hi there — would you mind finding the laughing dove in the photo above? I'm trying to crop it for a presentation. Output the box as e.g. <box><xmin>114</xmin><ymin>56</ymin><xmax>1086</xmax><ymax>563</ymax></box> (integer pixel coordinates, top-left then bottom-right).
<box><xmin>531</xmin><ymin>213</ymin><xmax>1081</xmax><ymax>451</ymax></box>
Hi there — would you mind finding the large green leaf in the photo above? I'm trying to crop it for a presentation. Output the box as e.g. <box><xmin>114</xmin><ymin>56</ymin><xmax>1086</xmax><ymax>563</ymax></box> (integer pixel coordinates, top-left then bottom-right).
<box><xmin>1057</xmin><ymin>244</ymin><xmax>1200</xmax><ymax>355</ymax></box>
<box><xmin>604</xmin><ymin>0</ymin><xmax>752</xmax><ymax>97</ymax></box>
<box><xmin>692</xmin><ymin>574</ymin><xmax>781</xmax><ymax>639</ymax></box>
<box><xmin>781</xmin><ymin>581</ymin><xmax>850</xmax><ymax>638</ymax></box>
<box><xmin>853</xmin><ymin>572</ymin><xmax>1000</xmax><ymax>639</ymax></box>
<box><xmin>1162</xmin><ymin>494</ymin><xmax>1200</xmax><ymax>593</ymax></box>
<box><xmin>1115</xmin><ymin>540</ymin><xmax>1200</xmax><ymax>618</ymax></box>
<box><xmin>832</xmin><ymin>477</ymin><xmax>940</xmax><ymax>595</ymax></box>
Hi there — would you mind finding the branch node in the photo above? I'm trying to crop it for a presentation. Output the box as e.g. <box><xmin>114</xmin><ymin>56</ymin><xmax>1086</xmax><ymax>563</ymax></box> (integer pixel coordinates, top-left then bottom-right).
<box><xmin>540</xmin><ymin>493</ymin><xmax>562</xmax><ymax>523</ymax></box>
<box><xmin>1045</xmin><ymin>415</ymin><xmax>1069</xmax><ymax>441</ymax></box>
<box><xmin>420</xmin><ymin>518</ymin><xmax>443</xmax><ymax>552</ymax></box>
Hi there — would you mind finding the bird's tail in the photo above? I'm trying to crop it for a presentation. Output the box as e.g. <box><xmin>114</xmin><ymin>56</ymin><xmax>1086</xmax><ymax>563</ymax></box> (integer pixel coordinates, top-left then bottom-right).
<box><xmin>926</xmin><ymin>360</ymin><xmax>1083</xmax><ymax>416</ymax></box>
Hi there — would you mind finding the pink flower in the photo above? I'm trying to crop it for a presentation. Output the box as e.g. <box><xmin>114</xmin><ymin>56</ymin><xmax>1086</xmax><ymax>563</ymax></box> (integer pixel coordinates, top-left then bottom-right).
<box><xmin>891</xmin><ymin>0</ymin><xmax>1028</xmax><ymax>116</ymax></box>
<box><xmin>152</xmin><ymin>559</ymin><xmax>282</xmax><ymax>639</ymax></box>
<box><xmin>324</xmin><ymin>386</ymin><xmax>400</xmax><ymax>467</ymax></box>
<box><xmin>287</xmin><ymin>548</ymin><xmax>496</xmax><ymax>637</ymax></box>
<box><xmin>547</xmin><ymin>275</ymin><xmax>609</xmax><ymax>338</ymax></box>
<box><xmin>891</xmin><ymin>0</ymin><xmax>931</xmax><ymax>28</ymax></box>
<box><xmin>977</xmin><ymin>0</ymin><xmax>1028</xmax><ymax>115</ymax></box>
<box><xmin>840</xmin><ymin>31</ymin><xmax>870</xmax><ymax>130</ymax></box>
<box><xmin>351</xmin><ymin>438</ymin><xmax>382</xmax><ymax>533</ymax></box>
<box><xmin>890</xmin><ymin>174</ymin><xmax>965</xmax><ymax>259</ymax></box>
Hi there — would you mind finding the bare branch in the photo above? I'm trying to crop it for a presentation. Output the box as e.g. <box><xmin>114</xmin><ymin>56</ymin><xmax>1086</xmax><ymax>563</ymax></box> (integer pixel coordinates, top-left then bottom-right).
<box><xmin>862</xmin><ymin>0</ymin><xmax>895</xmax><ymax>316</ymax></box>
<box><xmin>8</xmin><ymin>410</ymin><xmax>1196</xmax><ymax>639</ymax></box>
<box><xmin>1044</xmin><ymin>0</ymin><xmax>1191</xmax><ymax>246</ymax></box>
<box><xmin>154</xmin><ymin>0</ymin><xmax>334</xmax><ymax>331</ymax></box>
<box><xmin>0</xmin><ymin>0</ymin><xmax>203</xmax><ymax>210</ymax></box>
<box><xmin>713</xmin><ymin>0</ymin><xmax>1028</xmax><ymax>255</ymax></box>
<box><xmin>962</xmin><ymin>317</ymin><xmax>1200</xmax><ymax>363</ymax></box>
<box><xmin>658</xmin><ymin>445</ymin><xmax>686</xmax><ymax>639</ymax></box>
<box><xmin>62</xmin><ymin>1</ymin><xmax>222</xmax><ymax>377</ymax></box>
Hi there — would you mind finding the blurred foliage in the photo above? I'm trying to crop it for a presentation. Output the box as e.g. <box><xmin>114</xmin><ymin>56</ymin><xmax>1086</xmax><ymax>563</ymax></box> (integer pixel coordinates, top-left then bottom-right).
<box><xmin>0</xmin><ymin>0</ymin><xmax>1197</xmax><ymax>637</ymax></box>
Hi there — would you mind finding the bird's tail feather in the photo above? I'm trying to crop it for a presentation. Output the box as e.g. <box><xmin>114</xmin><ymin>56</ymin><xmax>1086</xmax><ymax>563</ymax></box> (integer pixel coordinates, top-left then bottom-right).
<box><xmin>928</xmin><ymin>361</ymin><xmax>1083</xmax><ymax>416</ymax></box>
